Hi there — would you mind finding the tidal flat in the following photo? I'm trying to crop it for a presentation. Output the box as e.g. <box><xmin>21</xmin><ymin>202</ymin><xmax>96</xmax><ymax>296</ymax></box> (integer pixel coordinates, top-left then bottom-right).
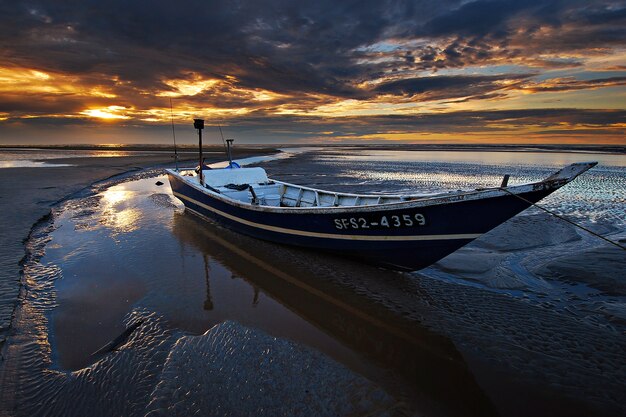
<box><xmin>0</xmin><ymin>146</ymin><xmax>625</xmax><ymax>417</ymax></box>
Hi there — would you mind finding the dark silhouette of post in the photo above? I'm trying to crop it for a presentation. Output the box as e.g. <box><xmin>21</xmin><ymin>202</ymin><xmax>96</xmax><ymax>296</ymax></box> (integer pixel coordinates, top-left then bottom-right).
<box><xmin>194</xmin><ymin>118</ymin><xmax>204</xmax><ymax>185</ymax></box>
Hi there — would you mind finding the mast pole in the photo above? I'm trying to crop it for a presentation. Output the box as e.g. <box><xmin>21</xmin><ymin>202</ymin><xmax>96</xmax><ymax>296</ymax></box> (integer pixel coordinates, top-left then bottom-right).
<box><xmin>194</xmin><ymin>118</ymin><xmax>205</xmax><ymax>186</ymax></box>
<box><xmin>226</xmin><ymin>139</ymin><xmax>234</xmax><ymax>167</ymax></box>
<box><xmin>170</xmin><ymin>98</ymin><xmax>178</xmax><ymax>171</ymax></box>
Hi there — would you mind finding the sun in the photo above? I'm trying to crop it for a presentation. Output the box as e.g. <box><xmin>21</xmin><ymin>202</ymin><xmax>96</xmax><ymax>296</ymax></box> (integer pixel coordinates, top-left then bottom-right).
<box><xmin>80</xmin><ymin>106</ymin><xmax>130</xmax><ymax>120</ymax></box>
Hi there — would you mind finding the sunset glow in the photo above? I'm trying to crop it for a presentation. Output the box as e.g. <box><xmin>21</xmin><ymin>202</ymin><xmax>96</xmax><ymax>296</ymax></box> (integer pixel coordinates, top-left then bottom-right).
<box><xmin>81</xmin><ymin>106</ymin><xmax>131</xmax><ymax>120</ymax></box>
<box><xmin>159</xmin><ymin>75</ymin><xmax>221</xmax><ymax>97</ymax></box>
<box><xmin>0</xmin><ymin>1</ymin><xmax>624</xmax><ymax>144</ymax></box>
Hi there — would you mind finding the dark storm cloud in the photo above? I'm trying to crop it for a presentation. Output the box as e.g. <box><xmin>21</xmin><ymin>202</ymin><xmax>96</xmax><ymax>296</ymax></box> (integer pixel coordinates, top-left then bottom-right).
<box><xmin>0</xmin><ymin>94</ymin><xmax>87</xmax><ymax>115</ymax></box>
<box><xmin>373</xmin><ymin>74</ymin><xmax>531</xmax><ymax>100</ymax></box>
<box><xmin>5</xmin><ymin>0</ymin><xmax>622</xmax><ymax>98</ymax></box>
<box><xmin>2</xmin><ymin>0</ymin><xmax>458</xmax><ymax>95</ymax></box>
<box><xmin>420</xmin><ymin>0</ymin><xmax>546</xmax><ymax>37</ymax></box>
<box><xmin>417</xmin><ymin>0</ymin><xmax>626</xmax><ymax>43</ymax></box>
<box><xmin>406</xmin><ymin>1</ymin><xmax>626</xmax><ymax>72</ymax></box>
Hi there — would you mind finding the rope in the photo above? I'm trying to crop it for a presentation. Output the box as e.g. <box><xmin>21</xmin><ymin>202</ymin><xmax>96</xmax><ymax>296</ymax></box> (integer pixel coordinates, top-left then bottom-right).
<box><xmin>499</xmin><ymin>187</ymin><xmax>626</xmax><ymax>251</ymax></box>
<box><xmin>217</xmin><ymin>123</ymin><xmax>228</xmax><ymax>155</ymax></box>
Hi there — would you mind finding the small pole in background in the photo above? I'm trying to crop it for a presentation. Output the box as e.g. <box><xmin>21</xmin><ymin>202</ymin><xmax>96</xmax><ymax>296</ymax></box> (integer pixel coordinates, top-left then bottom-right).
<box><xmin>194</xmin><ymin>118</ymin><xmax>204</xmax><ymax>185</ymax></box>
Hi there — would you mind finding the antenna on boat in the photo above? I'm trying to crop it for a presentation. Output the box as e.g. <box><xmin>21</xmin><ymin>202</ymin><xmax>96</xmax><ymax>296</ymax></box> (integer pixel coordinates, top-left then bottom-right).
<box><xmin>226</xmin><ymin>139</ymin><xmax>234</xmax><ymax>166</ymax></box>
<box><xmin>169</xmin><ymin>98</ymin><xmax>178</xmax><ymax>171</ymax></box>
<box><xmin>194</xmin><ymin>118</ymin><xmax>204</xmax><ymax>186</ymax></box>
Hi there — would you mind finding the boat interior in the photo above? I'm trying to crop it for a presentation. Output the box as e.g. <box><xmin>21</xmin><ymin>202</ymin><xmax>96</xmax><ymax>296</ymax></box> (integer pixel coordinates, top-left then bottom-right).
<box><xmin>176</xmin><ymin>167</ymin><xmax>431</xmax><ymax>208</ymax></box>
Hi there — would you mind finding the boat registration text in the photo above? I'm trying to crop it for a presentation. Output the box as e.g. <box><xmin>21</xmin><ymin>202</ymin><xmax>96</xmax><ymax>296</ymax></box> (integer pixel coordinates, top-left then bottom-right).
<box><xmin>334</xmin><ymin>213</ymin><xmax>426</xmax><ymax>230</ymax></box>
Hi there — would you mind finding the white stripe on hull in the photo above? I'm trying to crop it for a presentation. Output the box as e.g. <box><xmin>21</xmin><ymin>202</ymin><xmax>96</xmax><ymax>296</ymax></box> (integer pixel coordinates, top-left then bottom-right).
<box><xmin>173</xmin><ymin>191</ymin><xmax>481</xmax><ymax>242</ymax></box>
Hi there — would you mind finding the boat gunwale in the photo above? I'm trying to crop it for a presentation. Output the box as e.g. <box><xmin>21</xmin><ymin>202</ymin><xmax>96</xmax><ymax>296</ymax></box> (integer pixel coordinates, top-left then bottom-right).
<box><xmin>166</xmin><ymin>168</ymin><xmax>566</xmax><ymax>214</ymax></box>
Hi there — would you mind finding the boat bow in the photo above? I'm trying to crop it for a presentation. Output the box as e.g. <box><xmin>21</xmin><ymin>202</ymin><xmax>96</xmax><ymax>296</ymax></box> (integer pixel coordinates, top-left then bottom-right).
<box><xmin>544</xmin><ymin>161</ymin><xmax>597</xmax><ymax>184</ymax></box>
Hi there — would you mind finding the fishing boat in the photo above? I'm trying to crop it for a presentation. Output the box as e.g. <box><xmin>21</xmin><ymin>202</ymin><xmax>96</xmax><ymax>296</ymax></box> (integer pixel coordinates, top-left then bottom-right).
<box><xmin>167</xmin><ymin>119</ymin><xmax>596</xmax><ymax>271</ymax></box>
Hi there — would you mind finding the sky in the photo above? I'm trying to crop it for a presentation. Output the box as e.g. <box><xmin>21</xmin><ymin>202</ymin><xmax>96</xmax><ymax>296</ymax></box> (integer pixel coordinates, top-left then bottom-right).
<box><xmin>0</xmin><ymin>0</ymin><xmax>625</xmax><ymax>145</ymax></box>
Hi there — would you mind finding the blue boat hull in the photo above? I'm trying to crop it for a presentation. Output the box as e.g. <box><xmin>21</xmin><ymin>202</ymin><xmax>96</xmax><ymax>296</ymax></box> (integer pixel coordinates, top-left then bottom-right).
<box><xmin>167</xmin><ymin>172</ymin><xmax>557</xmax><ymax>270</ymax></box>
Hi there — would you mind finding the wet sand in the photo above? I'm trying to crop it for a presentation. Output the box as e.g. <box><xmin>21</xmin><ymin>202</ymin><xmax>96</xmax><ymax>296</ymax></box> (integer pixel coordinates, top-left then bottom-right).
<box><xmin>1</xmin><ymin>148</ymin><xmax>624</xmax><ymax>417</ymax></box>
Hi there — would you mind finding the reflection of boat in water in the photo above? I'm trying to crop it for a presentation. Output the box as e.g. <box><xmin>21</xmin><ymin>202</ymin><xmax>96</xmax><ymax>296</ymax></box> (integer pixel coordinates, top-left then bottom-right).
<box><xmin>172</xmin><ymin>212</ymin><xmax>498</xmax><ymax>417</ymax></box>
<box><xmin>168</xmin><ymin>119</ymin><xmax>597</xmax><ymax>270</ymax></box>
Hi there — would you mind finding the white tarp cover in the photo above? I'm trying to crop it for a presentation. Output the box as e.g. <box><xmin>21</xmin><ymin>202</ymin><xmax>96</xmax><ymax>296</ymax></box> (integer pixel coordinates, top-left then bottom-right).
<box><xmin>202</xmin><ymin>167</ymin><xmax>269</xmax><ymax>187</ymax></box>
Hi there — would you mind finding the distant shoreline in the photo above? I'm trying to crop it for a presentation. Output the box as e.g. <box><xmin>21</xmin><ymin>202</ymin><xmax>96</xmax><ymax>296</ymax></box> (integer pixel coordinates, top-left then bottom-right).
<box><xmin>0</xmin><ymin>143</ymin><xmax>623</xmax><ymax>155</ymax></box>
<box><xmin>0</xmin><ymin>144</ymin><xmax>279</xmax><ymax>155</ymax></box>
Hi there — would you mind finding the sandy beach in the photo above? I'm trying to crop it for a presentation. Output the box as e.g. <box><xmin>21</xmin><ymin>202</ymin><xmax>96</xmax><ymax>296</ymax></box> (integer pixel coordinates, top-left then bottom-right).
<box><xmin>0</xmin><ymin>146</ymin><xmax>624</xmax><ymax>417</ymax></box>
<box><xmin>3</xmin><ymin>0</ymin><xmax>625</xmax><ymax>414</ymax></box>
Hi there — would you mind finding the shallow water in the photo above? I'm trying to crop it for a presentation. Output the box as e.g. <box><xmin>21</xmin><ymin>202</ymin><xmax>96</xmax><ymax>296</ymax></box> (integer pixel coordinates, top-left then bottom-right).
<box><xmin>0</xmin><ymin>161</ymin><xmax>74</xmax><ymax>168</ymax></box>
<box><xmin>5</xmin><ymin>149</ymin><xmax>626</xmax><ymax>417</ymax></box>
<box><xmin>0</xmin><ymin>149</ymin><xmax>200</xmax><ymax>168</ymax></box>
<box><xmin>0</xmin><ymin>148</ymin><xmax>194</xmax><ymax>160</ymax></box>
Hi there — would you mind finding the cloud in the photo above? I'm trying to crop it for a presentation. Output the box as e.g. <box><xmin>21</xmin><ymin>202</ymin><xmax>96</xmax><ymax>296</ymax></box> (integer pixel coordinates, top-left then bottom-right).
<box><xmin>1</xmin><ymin>107</ymin><xmax>623</xmax><ymax>144</ymax></box>
<box><xmin>515</xmin><ymin>76</ymin><xmax>626</xmax><ymax>93</ymax></box>
<box><xmin>0</xmin><ymin>0</ymin><xmax>624</xmax><ymax>144</ymax></box>
<box><xmin>420</xmin><ymin>0</ymin><xmax>546</xmax><ymax>37</ymax></box>
<box><xmin>372</xmin><ymin>73</ymin><xmax>531</xmax><ymax>100</ymax></box>
<box><xmin>3</xmin><ymin>0</ymin><xmax>620</xmax><ymax>95</ymax></box>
